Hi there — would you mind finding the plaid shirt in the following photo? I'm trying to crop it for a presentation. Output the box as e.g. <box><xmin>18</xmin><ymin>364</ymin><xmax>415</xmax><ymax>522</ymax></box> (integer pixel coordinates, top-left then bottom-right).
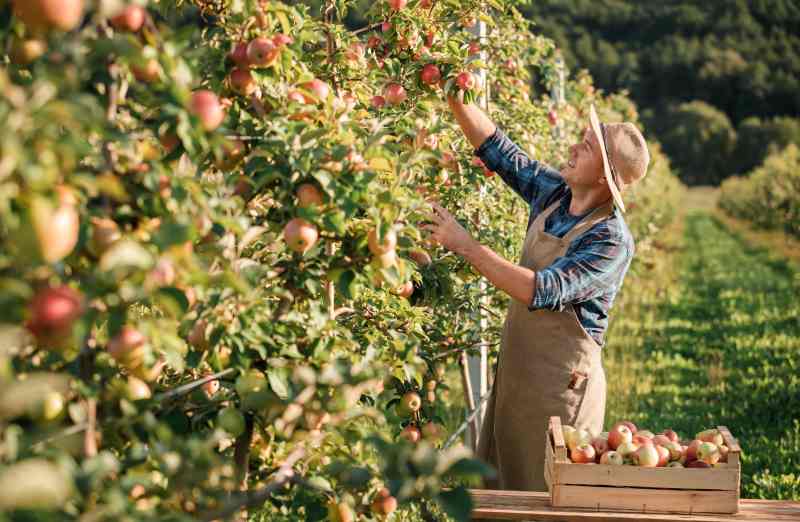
<box><xmin>475</xmin><ymin>128</ymin><xmax>634</xmax><ymax>347</ymax></box>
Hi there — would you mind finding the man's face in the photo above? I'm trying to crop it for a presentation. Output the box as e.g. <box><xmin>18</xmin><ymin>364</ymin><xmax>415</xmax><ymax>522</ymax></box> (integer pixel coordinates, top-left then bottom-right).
<box><xmin>561</xmin><ymin>125</ymin><xmax>605</xmax><ymax>188</ymax></box>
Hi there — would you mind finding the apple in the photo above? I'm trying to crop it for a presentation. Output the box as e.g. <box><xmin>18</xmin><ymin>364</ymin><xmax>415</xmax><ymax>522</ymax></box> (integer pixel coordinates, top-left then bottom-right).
<box><xmin>131</xmin><ymin>58</ymin><xmax>160</xmax><ymax>82</ymax></box>
<box><xmin>13</xmin><ymin>0</ymin><xmax>84</xmax><ymax>32</ymax></box>
<box><xmin>188</xmin><ymin>320</ymin><xmax>209</xmax><ymax>350</ymax></box>
<box><xmin>686</xmin><ymin>439</ymin><xmax>702</xmax><ymax>462</ymax></box>
<box><xmin>110</xmin><ymin>5</ymin><xmax>145</xmax><ymax>32</ymax></box>
<box><xmin>202</xmin><ymin>378</ymin><xmax>219</xmax><ymax>398</ymax></box>
<box><xmin>568</xmin><ymin>429</ymin><xmax>592</xmax><ymax>453</ymax></box>
<box><xmin>561</xmin><ymin>425</ymin><xmax>576</xmax><ymax>447</ymax></box>
<box><xmin>272</xmin><ymin>33</ymin><xmax>293</xmax><ymax>47</ymax></box>
<box><xmin>247</xmin><ymin>37</ymin><xmax>279</xmax><ymax>67</ymax></box>
<box><xmin>108</xmin><ymin>326</ymin><xmax>147</xmax><ymax>369</ymax></box>
<box><xmin>229</xmin><ymin>68</ymin><xmax>255</xmax><ymax>95</ymax></box>
<box><xmin>697</xmin><ymin>442</ymin><xmax>720</xmax><ymax>465</ymax></box>
<box><xmin>667</xmin><ymin>461</ymin><xmax>684</xmax><ymax>468</ymax></box>
<box><xmin>632</xmin><ymin>434</ymin><xmax>654</xmax><ymax>446</ymax></box>
<box><xmin>468</xmin><ymin>40</ymin><xmax>481</xmax><ymax>55</ymax></box>
<box><xmin>679</xmin><ymin>445</ymin><xmax>689</xmax><ymax>464</ymax></box>
<box><xmin>228</xmin><ymin>41</ymin><xmax>250</xmax><ymax>67</ymax></box>
<box><xmin>394</xmin><ymin>280</ymin><xmax>414</xmax><ymax>298</ymax></box>
<box><xmin>697</xmin><ymin>429</ymin><xmax>724</xmax><ymax>447</ymax></box>
<box><xmin>10</xmin><ymin>38</ymin><xmax>47</xmax><ymax>64</ymax></box>
<box><xmin>455</xmin><ymin>71</ymin><xmax>476</xmax><ymax>90</ymax></box>
<box><xmin>616</xmin><ymin>441</ymin><xmax>639</xmax><ymax>458</ymax></box>
<box><xmin>663</xmin><ymin>440</ymin><xmax>683</xmax><ymax>461</ymax></box>
<box><xmin>288</xmin><ymin>90</ymin><xmax>307</xmax><ymax>104</ymax></box>
<box><xmin>637</xmin><ymin>430</ymin><xmax>655</xmax><ymax>439</ymax></box>
<box><xmin>88</xmin><ymin>217</ymin><xmax>121</xmax><ymax>257</ymax></box>
<box><xmin>296</xmin><ymin>184</ymin><xmax>323</xmax><ymax>208</ymax></box>
<box><xmin>409</xmin><ymin>248</ymin><xmax>432</xmax><ymax>267</ymax></box>
<box><xmin>384</xmin><ymin>83</ymin><xmax>407</xmax><ymax>105</ymax></box>
<box><xmin>420</xmin><ymin>64</ymin><xmax>441</xmax><ymax>86</ymax></box>
<box><xmin>401</xmin><ymin>391</ymin><xmax>421</xmax><ymax>413</ymax></box>
<box><xmin>617</xmin><ymin>420</ymin><xmax>638</xmax><ymax>434</ymax></box>
<box><xmin>655</xmin><ymin>445</ymin><xmax>670</xmax><ymax>467</ymax></box>
<box><xmin>662</xmin><ymin>429</ymin><xmax>680</xmax><ymax>443</ymax></box>
<box><xmin>32</xmin><ymin>187</ymin><xmax>79</xmax><ymax>263</ymax></box>
<box><xmin>123</xmin><ymin>376</ymin><xmax>151</xmax><ymax>401</ymax></box>
<box><xmin>147</xmin><ymin>258</ymin><xmax>176</xmax><ymax>287</ymax></box>
<box><xmin>371</xmin><ymin>487</ymin><xmax>397</xmax><ymax>516</ymax></box>
<box><xmin>368</xmin><ymin>228</ymin><xmax>397</xmax><ymax>255</ymax></box>
<box><xmin>400</xmin><ymin>425</ymin><xmax>421</xmax><ymax>443</ymax></box>
<box><xmin>636</xmin><ymin>445</ymin><xmax>659</xmax><ymax>467</ymax></box>
<box><xmin>421</xmin><ymin>422</ymin><xmax>444</xmax><ymax>442</ymax></box>
<box><xmin>591</xmin><ymin>437</ymin><xmax>609</xmax><ymax>457</ymax></box>
<box><xmin>26</xmin><ymin>285</ymin><xmax>84</xmax><ymax>346</ymax></box>
<box><xmin>570</xmin><ymin>443</ymin><xmax>596</xmax><ymax>464</ymax></box>
<box><xmin>599</xmin><ymin>450</ymin><xmax>623</xmax><ymax>465</ymax></box>
<box><xmin>652</xmin><ymin>434</ymin><xmax>672</xmax><ymax>447</ymax></box>
<box><xmin>327</xmin><ymin>500</ymin><xmax>355</xmax><ymax>522</ymax></box>
<box><xmin>687</xmin><ymin>460</ymin><xmax>711</xmax><ymax>469</ymax></box>
<box><xmin>388</xmin><ymin>0</ymin><xmax>407</xmax><ymax>10</ymax></box>
<box><xmin>607</xmin><ymin>423</ymin><xmax>633</xmax><ymax>450</ymax></box>
<box><xmin>299</xmin><ymin>79</ymin><xmax>330</xmax><ymax>104</ymax></box>
<box><xmin>345</xmin><ymin>42</ymin><xmax>365</xmax><ymax>61</ymax></box>
<box><xmin>283</xmin><ymin>218</ymin><xmax>318</xmax><ymax>255</ymax></box>
<box><xmin>548</xmin><ymin>109</ymin><xmax>558</xmax><ymax>126</ymax></box>
<box><xmin>217</xmin><ymin>407</ymin><xmax>245</xmax><ymax>437</ymax></box>
<box><xmin>189</xmin><ymin>90</ymin><xmax>225</xmax><ymax>131</ymax></box>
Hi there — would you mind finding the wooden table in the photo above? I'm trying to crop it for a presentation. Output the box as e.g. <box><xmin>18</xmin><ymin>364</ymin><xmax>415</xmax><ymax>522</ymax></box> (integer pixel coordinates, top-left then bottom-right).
<box><xmin>470</xmin><ymin>490</ymin><xmax>800</xmax><ymax>521</ymax></box>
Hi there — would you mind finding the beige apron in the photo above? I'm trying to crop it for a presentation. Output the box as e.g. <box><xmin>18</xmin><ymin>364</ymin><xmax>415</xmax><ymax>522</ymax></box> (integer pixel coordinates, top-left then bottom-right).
<box><xmin>477</xmin><ymin>199</ymin><xmax>613</xmax><ymax>492</ymax></box>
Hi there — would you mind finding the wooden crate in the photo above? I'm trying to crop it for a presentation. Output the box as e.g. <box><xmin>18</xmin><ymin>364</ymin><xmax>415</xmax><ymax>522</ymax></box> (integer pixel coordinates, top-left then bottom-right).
<box><xmin>544</xmin><ymin>416</ymin><xmax>741</xmax><ymax>515</ymax></box>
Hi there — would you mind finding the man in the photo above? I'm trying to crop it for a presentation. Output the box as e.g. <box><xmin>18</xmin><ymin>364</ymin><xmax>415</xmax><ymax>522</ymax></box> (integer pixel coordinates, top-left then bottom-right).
<box><xmin>423</xmin><ymin>95</ymin><xmax>650</xmax><ymax>492</ymax></box>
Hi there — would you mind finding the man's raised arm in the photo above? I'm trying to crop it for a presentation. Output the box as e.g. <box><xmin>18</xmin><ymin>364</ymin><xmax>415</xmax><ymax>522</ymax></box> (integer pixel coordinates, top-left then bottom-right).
<box><xmin>447</xmin><ymin>95</ymin><xmax>496</xmax><ymax>149</ymax></box>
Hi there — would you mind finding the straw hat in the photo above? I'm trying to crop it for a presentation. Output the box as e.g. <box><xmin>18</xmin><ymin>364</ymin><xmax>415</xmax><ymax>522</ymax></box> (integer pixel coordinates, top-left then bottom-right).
<box><xmin>589</xmin><ymin>104</ymin><xmax>650</xmax><ymax>213</ymax></box>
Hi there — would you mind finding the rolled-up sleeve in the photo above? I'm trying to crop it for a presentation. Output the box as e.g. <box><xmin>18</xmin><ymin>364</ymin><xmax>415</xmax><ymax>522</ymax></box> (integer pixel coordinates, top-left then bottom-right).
<box><xmin>529</xmin><ymin>225</ymin><xmax>633</xmax><ymax>311</ymax></box>
<box><xmin>474</xmin><ymin>128</ymin><xmax>562</xmax><ymax>206</ymax></box>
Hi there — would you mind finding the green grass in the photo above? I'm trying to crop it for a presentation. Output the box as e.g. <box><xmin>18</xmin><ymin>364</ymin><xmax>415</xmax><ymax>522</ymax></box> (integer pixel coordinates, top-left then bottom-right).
<box><xmin>605</xmin><ymin>210</ymin><xmax>800</xmax><ymax>500</ymax></box>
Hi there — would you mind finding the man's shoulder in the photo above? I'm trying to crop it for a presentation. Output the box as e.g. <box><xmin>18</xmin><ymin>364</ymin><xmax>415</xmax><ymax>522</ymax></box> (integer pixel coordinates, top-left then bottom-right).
<box><xmin>584</xmin><ymin>210</ymin><xmax>635</xmax><ymax>254</ymax></box>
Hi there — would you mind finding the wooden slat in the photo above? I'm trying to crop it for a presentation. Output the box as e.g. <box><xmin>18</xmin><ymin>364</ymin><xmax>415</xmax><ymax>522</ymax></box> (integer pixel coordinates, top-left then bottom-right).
<box><xmin>552</xmin><ymin>461</ymin><xmax>739</xmax><ymax>491</ymax></box>
<box><xmin>550</xmin><ymin>416</ymin><xmax>568</xmax><ymax>462</ymax></box>
<box><xmin>553</xmin><ymin>485</ymin><xmax>738</xmax><ymax>514</ymax></box>
<box><xmin>469</xmin><ymin>490</ymin><xmax>800</xmax><ymax>521</ymax></box>
<box><xmin>718</xmin><ymin>426</ymin><xmax>741</xmax><ymax>453</ymax></box>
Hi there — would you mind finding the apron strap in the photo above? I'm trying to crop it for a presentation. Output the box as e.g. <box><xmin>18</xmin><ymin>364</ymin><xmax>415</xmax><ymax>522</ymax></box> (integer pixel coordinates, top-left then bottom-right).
<box><xmin>532</xmin><ymin>199</ymin><xmax>562</xmax><ymax>231</ymax></box>
<box><xmin>561</xmin><ymin>199</ymin><xmax>615</xmax><ymax>245</ymax></box>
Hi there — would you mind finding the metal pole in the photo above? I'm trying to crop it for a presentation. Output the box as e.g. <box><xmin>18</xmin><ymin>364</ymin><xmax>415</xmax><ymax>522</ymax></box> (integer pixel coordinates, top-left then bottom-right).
<box><xmin>465</xmin><ymin>16</ymin><xmax>489</xmax><ymax>450</ymax></box>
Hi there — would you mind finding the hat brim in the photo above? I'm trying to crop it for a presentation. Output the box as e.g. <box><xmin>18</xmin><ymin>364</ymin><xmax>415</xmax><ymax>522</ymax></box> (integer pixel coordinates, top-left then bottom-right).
<box><xmin>589</xmin><ymin>104</ymin><xmax>626</xmax><ymax>213</ymax></box>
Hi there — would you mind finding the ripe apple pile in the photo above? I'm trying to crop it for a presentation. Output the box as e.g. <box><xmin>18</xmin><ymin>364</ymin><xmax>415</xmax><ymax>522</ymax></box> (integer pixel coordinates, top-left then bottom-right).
<box><xmin>562</xmin><ymin>422</ymin><xmax>732</xmax><ymax>469</ymax></box>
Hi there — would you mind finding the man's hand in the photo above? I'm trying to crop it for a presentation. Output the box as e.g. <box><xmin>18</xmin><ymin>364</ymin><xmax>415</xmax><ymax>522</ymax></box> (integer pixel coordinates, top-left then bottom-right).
<box><xmin>421</xmin><ymin>201</ymin><xmax>475</xmax><ymax>256</ymax></box>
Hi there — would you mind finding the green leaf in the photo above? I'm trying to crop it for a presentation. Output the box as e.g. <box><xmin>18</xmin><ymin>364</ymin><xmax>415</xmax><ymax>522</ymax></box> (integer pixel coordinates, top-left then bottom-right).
<box><xmin>437</xmin><ymin>486</ymin><xmax>473</xmax><ymax>522</ymax></box>
<box><xmin>155</xmin><ymin>287</ymin><xmax>190</xmax><ymax>316</ymax></box>
<box><xmin>267</xmin><ymin>368</ymin><xmax>290</xmax><ymax>400</ymax></box>
<box><xmin>445</xmin><ymin>458</ymin><xmax>495</xmax><ymax>479</ymax></box>
<box><xmin>153</xmin><ymin>221</ymin><xmax>193</xmax><ymax>250</ymax></box>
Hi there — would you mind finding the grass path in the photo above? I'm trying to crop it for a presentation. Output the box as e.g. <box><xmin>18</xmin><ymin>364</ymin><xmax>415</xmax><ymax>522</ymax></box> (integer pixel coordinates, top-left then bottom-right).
<box><xmin>605</xmin><ymin>194</ymin><xmax>800</xmax><ymax>500</ymax></box>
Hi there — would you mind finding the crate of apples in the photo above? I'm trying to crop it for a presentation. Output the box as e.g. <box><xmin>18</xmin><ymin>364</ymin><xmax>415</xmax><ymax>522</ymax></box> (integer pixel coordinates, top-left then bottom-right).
<box><xmin>544</xmin><ymin>416</ymin><xmax>741</xmax><ymax>515</ymax></box>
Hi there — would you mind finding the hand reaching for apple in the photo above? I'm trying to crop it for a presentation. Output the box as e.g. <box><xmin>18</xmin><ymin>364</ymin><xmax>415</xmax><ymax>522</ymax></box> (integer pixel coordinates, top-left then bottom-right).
<box><xmin>422</xmin><ymin>201</ymin><xmax>474</xmax><ymax>255</ymax></box>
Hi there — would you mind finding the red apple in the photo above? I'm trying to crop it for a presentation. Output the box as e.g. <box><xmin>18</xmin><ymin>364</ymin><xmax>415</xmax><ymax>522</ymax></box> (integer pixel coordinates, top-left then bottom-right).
<box><xmin>607</xmin><ymin>423</ymin><xmax>633</xmax><ymax>450</ymax></box>
<box><xmin>632</xmin><ymin>434</ymin><xmax>654</xmax><ymax>447</ymax></box>
<box><xmin>636</xmin><ymin>445</ymin><xmax>659</xmax><ymax>467</ymax></box>
<box><xmin>131</xmin><ymin>58</ymin><xmax>160</xmax><ymax>83</ymax></box>
<box><xmin>455</xmin><ymin>71</ymin><xmax>475</xmax><ymax>91</ymax></box>
<box><xmin>110</xmin><ymin>5</ymin><xmax>145</xmax><ymax>32</ymax></box>
<box><xmin>686</xmin><ymin>439</ymin><xmax>702</xmax><ymax>462</ymax></box>
<box><xmin>26</xmin><ymin>285</ymin><xmax>84</xmax><ymax>345</ymax></box>
<box><xmin>368</xmin><ymin>228</ymin><xmax>397</xmax><ymax>255</ymax></box>
<box><xmin>420</xmin><ymin>64</ymin><xmax>441</xmax><ymax>86</ymax></box>
<box><xmin>202</xmin><ymin>378</ymin><xmax>220</xmax><ymax>398</ymax></box>
<box><xmin>652</xmin><ymin>434</ymin><xmax>672</xmax><ymax>447</ymax></box>
<box><xmin>371</xmin><ymin>488</ymin><xmax>397</xmax><ymax>516</ymax></box>
<box><xmin>571</xmin><ymin>443</ymin><xmax>596</xmax><ymax>464</ymax></box>
<box><xmin>296</xmin><ymin>184</ymin><xmax>323</xmax><ymax>208</ymax></box>
<box><xmin>697</xmin><ymin>429</ymin><xmax>724</xmax><ymax>447</ymax></box>
<box><xmin>662</xmin><ymin>429</ymin><xmax>680</xmax><ymax>443</ymax></box>
<box><xmin>616</xmin><ymin>441</ymin><xmax>639</xmax><ymax>458</ymax></box>
<box><xmin>229</xmin><ymin>68</ymin><xmax>255</xmax><ymax>95</ymax></box>
<box><xmin>394</xmin><ymin>280</ymin><xmax>414</xmax><ymax>298</ymax></box>
<box><xmin>591</xmin><ymin>437</ymin><xmax>609</xmax><ymax>457</ymax></box>
<box><xmin>548</xmin><ymin>109</ymin><xmax>558</xmax><ymax>126</ymax></box>
<box><xmin>108</xmin><ymin>326</ymin><xmax>146</xmax><ymax>369</ymax></box>
<box><xmin>13</xmin><ymin>0</ymin><xmax>84</xmax><ymax>32</ymax></box>
<box><xmin>655</xmin><ymin>445</ymin><xmax>670</xmax><ymax>467</ymax></box>
<box><xmin>468</xmin><ymin>40</ymin><xmax>480</xmax><ymax>55</ymax></box>
<box><xmin>663</xmin><ymin>440</ymin><xmax>683</xmax><ymax>461</ymax></box>
<box><xmin>401</xmin><ymin>391</ymin><xmax>421</xmax><ymax>412</ymax></box>
<box><xmin>288</xmin><ymin>90</ymin><xmax>307</xmax><ymax>104</ymax></box>
<box><xmin>283</xmin><ymin>218</ymin><xmax>318</xmax><ymax>255</ymax></box>
<box><xmin>228</xmin><ymin>41</ymin><xmax>250</xmax><ymax>67</ymax></box>
<box><xmin>247</xmin><ymin>37</ymin><xmax>279</xmax><ymax>67</ymax></box>
<box><xmin>599</xmin><ymin>450</ymin><xmax>623</xmax><ymax>465</ymax></box>
<box><xmin>388</xmin><ymin>0</ymin><xmax>407</xmax><ymax>10</ymax></box>
<box><xmin>409</xmin><ymin>248</ymin><xmax>432</xmax><ymax>266</ymax></box>
<box><xmin>188</xmin><ymin>320</ymin><xmax>209</xmax><ymax>350</ymax></box>
<box><xmin>272</xmin><ymin>33</ymin><xmax>293</xmax><ymax>47</ymax></box>
<box><xmin>371</xmin><ymin>95</ymin><xmax>386</xmax><ymax>109</ymax></box>
<box><xmin>400</xmin><ymin>425</ymin><xmax>421</xmax><ymax>443</ymax></box>
<box><xmin>383</xmin><ymin>83</ymin><xmax>407</xmax><ymax>105</ymax></box>
<box><xmin>345</xmin><ymin>42</ymin><xmax>365</xmax><ymax>61</ymax></box>
<box><xmin>300</xmin><ymin>79</ymin><xmax>330</xmax><ymax>104</ymax></box>
<box><xmin>189</xmin><ymin>90</ymin><xmax>225</xmax><ymax>131</ymax></box>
